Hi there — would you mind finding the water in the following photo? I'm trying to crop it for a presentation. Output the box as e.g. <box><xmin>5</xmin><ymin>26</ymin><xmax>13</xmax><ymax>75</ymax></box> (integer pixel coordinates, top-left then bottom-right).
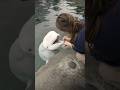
<box><xmin>35</xmin><ymin>0</ymin><xmax>85</xmax><ymax>71</ymax></box>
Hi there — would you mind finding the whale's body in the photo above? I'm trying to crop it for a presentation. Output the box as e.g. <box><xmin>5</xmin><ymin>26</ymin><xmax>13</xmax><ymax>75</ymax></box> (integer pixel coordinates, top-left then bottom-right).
<box><xmin>39</xmin><ymin>43</ymin><xmax>56</xmax><ymax>63</ymax></box>
<box><xmin>9</xmin><ymin>17</ymin><xmax>34</xmax><ymax>90</ymax></box>
<box><xmin>39</xmin><ymin>31</ymin><xmax>63</xmax><ymax>64</ymax></box>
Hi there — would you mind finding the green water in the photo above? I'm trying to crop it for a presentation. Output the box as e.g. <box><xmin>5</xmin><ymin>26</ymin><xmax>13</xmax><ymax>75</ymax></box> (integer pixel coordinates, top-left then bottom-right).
<box><xmin>35</xmin><ymin>0</ymin><xmax>85</xmax><ymax>71</ymax></box>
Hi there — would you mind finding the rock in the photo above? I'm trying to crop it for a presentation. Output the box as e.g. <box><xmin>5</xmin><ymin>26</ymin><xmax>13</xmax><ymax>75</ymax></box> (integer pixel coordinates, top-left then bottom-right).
<box><xmin>35</xmin><ymin>48</ymin><xmax>85</xmax><ymax>90</ymax></box>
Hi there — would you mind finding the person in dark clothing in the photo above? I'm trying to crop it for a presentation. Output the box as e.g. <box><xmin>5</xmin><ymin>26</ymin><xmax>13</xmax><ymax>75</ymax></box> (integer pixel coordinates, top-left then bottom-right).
<box><xmin>73</xmin><ymin>28</ymin><xmax>85</xmax><ymax>64</ymax></box>
<box><xmin>86</xmin><ymin>0</ymin><xmax>120</xmax><ymax>66</ymax></box>
<box><xmin>56</xmin><ymin>13</ymin><xmax>84</xmax><ymax>44</ymax></box>
<box><xmin>56</xmin><ymin>13</ymin><xmax>85</xmax><ymax>63</ymax></box>
<box><xmin>86</xmin><ymin>0</ymin><xmax>120</xmax><ymax>88</ymax></box>
<box><xmin>74</xmin><ymin>28</ymin><xmax>85</xmax><ymax>54</ymax></box>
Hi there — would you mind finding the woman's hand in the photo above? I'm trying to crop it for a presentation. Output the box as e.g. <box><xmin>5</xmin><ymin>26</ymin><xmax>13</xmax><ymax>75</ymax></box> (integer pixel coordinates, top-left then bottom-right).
<box><xmin>63</xmin><ymin>36</ymin><xmax>71</xmax><ymax>42</ymax></box>
<box><xmin>63</xmin><ymin>41</ymin><xmax>73</xmax><ymax>48</ymax></box>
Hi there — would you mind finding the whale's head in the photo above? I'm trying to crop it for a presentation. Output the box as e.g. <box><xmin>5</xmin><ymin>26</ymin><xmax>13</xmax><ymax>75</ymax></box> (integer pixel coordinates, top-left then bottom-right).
<box><xmin>42</xmin><ymin>31</ymin><xmax>60</xmax><ymax>49</ymax></box>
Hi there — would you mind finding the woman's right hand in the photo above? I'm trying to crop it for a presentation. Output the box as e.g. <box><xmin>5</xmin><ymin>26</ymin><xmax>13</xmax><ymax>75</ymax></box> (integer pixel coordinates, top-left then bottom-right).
<box><xmin>62</xmin><ymin>41</ymin><xmax>73</xmax><ymax>48</ymax></box>
<box><xmin>63</xmin><ymin>36</ymin><xmax>71</xmax><ymax>42</ymax></box>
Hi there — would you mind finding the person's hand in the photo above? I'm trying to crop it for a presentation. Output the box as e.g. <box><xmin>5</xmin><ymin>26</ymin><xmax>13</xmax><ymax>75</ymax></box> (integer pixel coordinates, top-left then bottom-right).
<box><xmin>63</xmin><ymin>36</ymin><xmax>71</xmax><ymax>42</ymax></box>
<box><xmin>62</xmin><ymin>41</ymin><xmax>73</xmax><ymax>48</ymax></box>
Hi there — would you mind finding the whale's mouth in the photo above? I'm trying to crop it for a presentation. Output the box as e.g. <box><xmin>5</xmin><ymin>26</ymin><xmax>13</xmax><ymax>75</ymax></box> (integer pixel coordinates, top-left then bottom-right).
<box><xmin>53</xmin><ymin>36</ymin><xmax>59</xmax><ymax>44</ymax></box>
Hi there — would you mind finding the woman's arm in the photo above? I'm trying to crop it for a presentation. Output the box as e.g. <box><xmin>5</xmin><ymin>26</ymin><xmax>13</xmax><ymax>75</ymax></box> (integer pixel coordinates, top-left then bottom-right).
<box><xmin>73</xmin><ymin>29</ymin><xmax>85</xmax><ymax>54</ymax></box>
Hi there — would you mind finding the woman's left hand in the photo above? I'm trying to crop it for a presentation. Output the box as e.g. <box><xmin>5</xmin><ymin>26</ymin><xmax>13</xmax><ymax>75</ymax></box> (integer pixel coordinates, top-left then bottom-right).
<box><xmin>63</xmin><ymin>41</ymin><xmax>73</xmax><ymax>48</ymax></box>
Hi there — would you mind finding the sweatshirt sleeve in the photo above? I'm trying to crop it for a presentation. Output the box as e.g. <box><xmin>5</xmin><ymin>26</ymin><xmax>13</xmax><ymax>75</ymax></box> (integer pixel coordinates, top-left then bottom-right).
<box><xmin>73</xmin><ymin>28</ymin><xmax>85</xmax><ymax>54</ymax></box>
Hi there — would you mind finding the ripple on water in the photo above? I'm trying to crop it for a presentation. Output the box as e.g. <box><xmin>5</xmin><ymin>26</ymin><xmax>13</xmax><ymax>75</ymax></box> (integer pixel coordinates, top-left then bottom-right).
<box><xmin>35</xmin><ymin>0</ymin><xmax>85</xmax><ymax>71</ymax></box>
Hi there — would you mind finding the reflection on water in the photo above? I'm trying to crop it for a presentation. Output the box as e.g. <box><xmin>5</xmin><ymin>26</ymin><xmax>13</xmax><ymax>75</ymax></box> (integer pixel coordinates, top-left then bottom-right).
<box><xmin>35</xmin><ymin>0</ymin><xmax>84</xmax><ymax>24</ymax></box>
<box><xmin>35</xmin><ymin>0</ymin><xmax>85</xmax><ymax>71</ymax></box>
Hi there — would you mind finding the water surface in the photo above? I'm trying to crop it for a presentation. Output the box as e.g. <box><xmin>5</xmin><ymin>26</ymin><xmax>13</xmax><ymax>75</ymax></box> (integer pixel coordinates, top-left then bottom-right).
<box><xmin>35</xmin><ymin>0</ymin><xmax>85</xmax><ymax>71</ymax></box>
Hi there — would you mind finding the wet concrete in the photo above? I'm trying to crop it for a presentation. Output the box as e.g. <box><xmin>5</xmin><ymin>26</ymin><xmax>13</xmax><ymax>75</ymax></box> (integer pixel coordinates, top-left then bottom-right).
<box><xmin>35</xmin><ymin>48</ymin><xmax>85</xmax><ymax>90</ymax></box>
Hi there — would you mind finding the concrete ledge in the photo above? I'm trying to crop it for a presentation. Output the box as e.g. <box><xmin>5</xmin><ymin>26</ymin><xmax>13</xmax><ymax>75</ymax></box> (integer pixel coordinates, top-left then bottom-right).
<box><xmin>35</xmin><ymin>48</ymin><xmax>85</xmax><ymax>90</ymax></box>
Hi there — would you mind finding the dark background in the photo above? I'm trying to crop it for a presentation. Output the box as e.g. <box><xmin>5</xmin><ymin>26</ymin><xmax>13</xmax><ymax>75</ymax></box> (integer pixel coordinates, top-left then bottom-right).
<box><xmin>0</xmin><ymin>0</ymin><xmax>34</xmax><ymax>90</ymax></box>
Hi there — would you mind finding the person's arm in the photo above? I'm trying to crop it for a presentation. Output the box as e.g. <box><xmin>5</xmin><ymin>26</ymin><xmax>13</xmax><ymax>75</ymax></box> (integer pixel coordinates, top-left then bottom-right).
<box><xmin>74</xmin><ymin>29</ymin><xmax>85</xmax><ymax>54</ymax></box>
<box><xmin>63</xmin><ymin>35</ymin><xmax>71</xmax><ymax>42</ymax></box>
<box><xmin>63</xmin><ymin>41</ymin><xmax>73</xmax><ymax>48</ymax></box>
